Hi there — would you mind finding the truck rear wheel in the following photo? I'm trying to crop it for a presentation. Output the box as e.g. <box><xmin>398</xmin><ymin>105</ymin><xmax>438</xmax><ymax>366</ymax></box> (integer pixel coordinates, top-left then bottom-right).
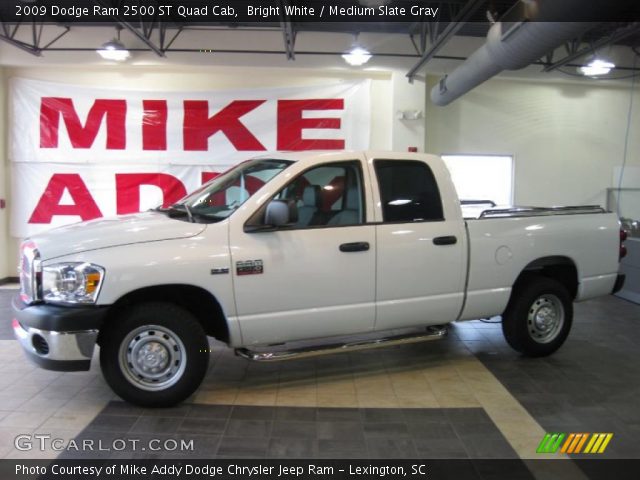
<box><xmin>501</xmin><ymin>276</ymin><xmax>573</xmax><ymax>357</ymax></box>
<box><xmin>100</xmin><ymin>302</ymin><xmax>209</xmax><ymax>407</ymax></box>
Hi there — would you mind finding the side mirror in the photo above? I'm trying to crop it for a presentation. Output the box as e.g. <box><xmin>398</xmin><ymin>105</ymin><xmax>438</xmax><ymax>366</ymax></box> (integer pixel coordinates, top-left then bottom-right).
<box><xmin>245</xmin><ymin>199</ymin><xmax>298</xmax><ymax>232</ymax></box>
<box><xmin>265</xmin><ymin>199</ymin><xmax>298</xmax><ymax>226</ymax></box>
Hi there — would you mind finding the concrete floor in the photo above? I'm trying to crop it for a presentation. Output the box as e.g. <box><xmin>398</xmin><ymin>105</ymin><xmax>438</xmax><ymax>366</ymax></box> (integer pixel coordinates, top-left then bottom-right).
<box><xmin>0</xmin><ymin>285</ymin><xmax>639</xmax><ymax>471</ymax></box>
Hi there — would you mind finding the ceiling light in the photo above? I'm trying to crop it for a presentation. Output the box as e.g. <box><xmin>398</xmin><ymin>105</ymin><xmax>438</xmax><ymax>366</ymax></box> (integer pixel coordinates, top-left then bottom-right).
<box><xmin>342</xmin><ymin>46</ymin><xmax>372</xmax><ymax>66</ymax></box>
<box><xmin>578</xmin><ymin>58</ymin><xmax>615</xmax><ymax>77</ymax></box>
<box><xmin>97</xmin><ymin>39</ymin><xmax>130</xmax><ymax>61</ymax></box>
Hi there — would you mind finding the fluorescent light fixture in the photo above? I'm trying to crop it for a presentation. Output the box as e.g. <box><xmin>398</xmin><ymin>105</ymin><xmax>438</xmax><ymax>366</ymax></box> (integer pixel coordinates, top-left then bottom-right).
<box><xmin>97</xmin><ymin>39</ymin><xmax>130</xmax><ymax>61</ymax></box>
<box><xmin>578</xmin><ymin>58</ymin><xmax>615</xmax><ymax>77</ymax></box>
<box><xmin>342</xmin><ymin>46</ymin><xmax>372</xmax><ymax>66</ymax></box>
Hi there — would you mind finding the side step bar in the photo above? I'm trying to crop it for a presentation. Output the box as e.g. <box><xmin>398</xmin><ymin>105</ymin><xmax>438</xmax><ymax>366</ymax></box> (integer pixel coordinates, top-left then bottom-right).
<box><xmin>235</xmin><ymin>325</ymin><xmax>448</xmax><ymax>362</ymax></box>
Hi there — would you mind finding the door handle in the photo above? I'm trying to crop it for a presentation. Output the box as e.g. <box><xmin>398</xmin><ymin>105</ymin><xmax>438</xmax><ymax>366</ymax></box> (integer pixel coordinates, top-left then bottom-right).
<box><xmin>339</xmin><ymin>242</ymin><xmax>370</xmax><ymax>252</ymax></box>
<box><xmin>433</xmin><ymin>236</ymin><xmax>457</xmax><ymax>246</ymax></box>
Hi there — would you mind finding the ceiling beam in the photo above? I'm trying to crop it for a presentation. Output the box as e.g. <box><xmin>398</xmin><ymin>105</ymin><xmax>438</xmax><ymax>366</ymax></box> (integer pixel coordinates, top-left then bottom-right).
<box><xmin>543</xmin><ymin>22</ymin><xmax>640</xmax><ymax>72</ymax></box>
<box><xmin>116</xmin><ymin>19</ymin><xmax>165</xmax><ymax>57</ymax></box>
<box><xmin>278</xmin><ymin>0</ymin><xmax>296</xmax><ymax>60</ymax></box>
<box><xmin>0</xmin><ymin>34</ymin><xmax>41</xmax><ymax>56</ymax></box>
<box><xmin>406</xmin><ymin>0</ymin><xmax>486</xmax><ymax>81</ymax></box>
<box><xmin>0</xmin><ymin>20</ymin><xmax>43</xmax><ymax>56</ymax></box>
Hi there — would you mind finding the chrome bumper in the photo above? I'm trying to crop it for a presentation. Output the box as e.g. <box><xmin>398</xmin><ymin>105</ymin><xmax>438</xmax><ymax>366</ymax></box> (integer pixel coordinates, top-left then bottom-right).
<box><xmin>13</xmin><ymin>319</ymin><xmax>98</xmax><ymax>371</ymax></box>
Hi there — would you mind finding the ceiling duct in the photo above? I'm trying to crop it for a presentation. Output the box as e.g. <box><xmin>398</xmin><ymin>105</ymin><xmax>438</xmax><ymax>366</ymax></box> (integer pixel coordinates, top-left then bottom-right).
<box><xmin>430</xmin><ymin>0</ymin><xmax>602</xmax><ymax>106</ymax></box>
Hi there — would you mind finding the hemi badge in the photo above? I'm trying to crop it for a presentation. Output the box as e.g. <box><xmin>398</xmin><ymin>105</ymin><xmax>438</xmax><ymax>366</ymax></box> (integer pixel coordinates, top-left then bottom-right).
<box><xmin>210</xmin><ymin>268</ymin><xmax>230</xmax><ymax>275</ymax></box>
<box><xmin>236</xmin><ymin>260</ymin><xmax>264</xmax><ymax>276</ymax></box>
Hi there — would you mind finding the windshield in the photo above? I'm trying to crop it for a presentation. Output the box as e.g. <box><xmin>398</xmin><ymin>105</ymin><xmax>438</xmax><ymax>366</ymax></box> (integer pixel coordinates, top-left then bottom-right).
<box><xmin>170</xmin><ymin>159</ymin><xmax>293</xmax><ymax>222</ymax></box>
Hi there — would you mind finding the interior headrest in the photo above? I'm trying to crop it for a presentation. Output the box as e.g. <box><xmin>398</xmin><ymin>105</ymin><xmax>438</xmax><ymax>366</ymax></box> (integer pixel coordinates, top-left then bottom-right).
<box><xmin>302</xmin><ymin>185</ymin><xmax>321</xmax><ymax>207</ymax></box>
<box><xmin>345</xmin><ymin>187</ymin><xmax>360</xmax><ymax>210</ymax></box>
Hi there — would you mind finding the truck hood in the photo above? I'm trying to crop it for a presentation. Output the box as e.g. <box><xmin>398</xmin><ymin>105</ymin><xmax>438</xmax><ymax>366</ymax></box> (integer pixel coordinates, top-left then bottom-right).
<box><xmin>30</xmin><ymin>211</ymin><xmax>207</xmax><ymax>261</ymax></box>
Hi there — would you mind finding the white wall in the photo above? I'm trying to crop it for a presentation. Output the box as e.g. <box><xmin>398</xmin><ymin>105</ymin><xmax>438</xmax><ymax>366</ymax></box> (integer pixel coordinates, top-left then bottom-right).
<box><xmin>1</xmin><ymin>65</ymin><xmax>426</xmax><ymax>279</ymax></box>
<box><xmin>425</xmin><ymin>76</ymin><xmax>640</xmax><ymax>207</ymax></box>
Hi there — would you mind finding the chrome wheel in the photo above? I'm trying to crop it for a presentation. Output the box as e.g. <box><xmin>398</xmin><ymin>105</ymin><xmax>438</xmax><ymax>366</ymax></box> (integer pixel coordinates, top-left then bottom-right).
<box><xmin>119</xmin><ymin>325</ymin><xmax>187</xmax><ymax>391</ymax></box>
<box><xmin>527</xmin><ymin>294</ymin><xmax>564</xmax><ymax>344</ymax></box>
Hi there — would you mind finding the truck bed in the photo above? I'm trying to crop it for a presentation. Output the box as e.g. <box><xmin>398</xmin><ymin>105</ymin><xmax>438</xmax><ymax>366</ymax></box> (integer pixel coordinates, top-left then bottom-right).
<box><xmin>459</xmin><ymin>206</ymin><xmax>620</xmax><ymax>321</ymax></box>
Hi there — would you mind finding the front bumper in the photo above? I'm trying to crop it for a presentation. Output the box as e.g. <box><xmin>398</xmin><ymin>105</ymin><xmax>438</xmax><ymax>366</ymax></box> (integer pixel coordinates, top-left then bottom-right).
<box><xmin>12</xmin><ymin>296</ymin><xmax>108</xmax><ymax>371</ymax></box>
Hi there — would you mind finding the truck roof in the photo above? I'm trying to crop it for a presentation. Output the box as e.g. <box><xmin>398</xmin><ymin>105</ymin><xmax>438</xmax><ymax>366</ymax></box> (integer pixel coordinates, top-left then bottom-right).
<box><xmin>253</xmin><ymin>150</ymin><xmax>442</xmax><ymax>163</ymax></box>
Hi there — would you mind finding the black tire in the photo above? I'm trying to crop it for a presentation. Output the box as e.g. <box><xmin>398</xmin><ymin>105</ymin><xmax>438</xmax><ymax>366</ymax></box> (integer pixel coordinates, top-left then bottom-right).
<box><xmin>100</xmin><ymin>302</ymin><xmax>209</xmax><ymax>407</ymax></box>
<box><xmin>501</xmin><ymin>275</ymin><xmax>573</xmax><ymax>357</ymax></box>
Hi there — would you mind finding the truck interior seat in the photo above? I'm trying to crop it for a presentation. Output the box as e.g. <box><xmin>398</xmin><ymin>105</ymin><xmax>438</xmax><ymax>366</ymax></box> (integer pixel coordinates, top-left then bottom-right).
<box><xmin>297</xmin><ymin>185</ymin><xmax>321</xmax><ymax>227</ymax></box>
<box><xmin>328</xmin><ymin>186</ymin><xmax>361</xmax><ymax>226</ymax></box>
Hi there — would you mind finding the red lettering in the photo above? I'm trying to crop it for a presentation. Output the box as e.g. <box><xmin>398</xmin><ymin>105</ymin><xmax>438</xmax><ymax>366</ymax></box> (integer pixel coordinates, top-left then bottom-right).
<box><xmin>183</xmin><ymin>100</ymin><xmax>266</xmax><ymax>151</ymax></box>
<box><xmin>142</xmin><ymin>100</ymin><xmax>167</xmax><ymax>150</ymax></box>
<box><xmin>29</xmin><ymin>174</ymin><xmax>102</xmax><ymax>223</ymax></box>
<box><xmin>40</xmin><ymin>98</ymin><xmax>126</xmax><ymax>149</ymax></box>
<box><xmin>115</xmin><ymin>173</ymin><xmax>187</xmax><ymax>215</ymax></box>
<box><xmin>277</xmin><ymin>99</ymin><xmax>345</xmax><ymax>151</ymax></box>
<box><xmin>201</xmin><ymin>172</ymin><xmax>221</xmax><ymax>184</ymax></box>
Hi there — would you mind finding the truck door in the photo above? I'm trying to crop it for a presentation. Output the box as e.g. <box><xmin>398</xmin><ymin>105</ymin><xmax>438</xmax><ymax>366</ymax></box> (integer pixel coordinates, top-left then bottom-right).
<box><xmin>369</xmin><ymin>157</ymin><xmax>467</xmax><ymax>331</ymax></box>
<box><xmin>229</xmin><ymin>158</ymin><xmax>376</xmax><ymax>346</ymax></box>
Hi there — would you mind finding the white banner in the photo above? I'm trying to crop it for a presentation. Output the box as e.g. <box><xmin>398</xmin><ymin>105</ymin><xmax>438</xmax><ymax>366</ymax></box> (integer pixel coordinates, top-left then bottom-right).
<box><xmin>10</xmin><ymin>78</ymin><xmax>371</xmax><ymax>237</ymax></box>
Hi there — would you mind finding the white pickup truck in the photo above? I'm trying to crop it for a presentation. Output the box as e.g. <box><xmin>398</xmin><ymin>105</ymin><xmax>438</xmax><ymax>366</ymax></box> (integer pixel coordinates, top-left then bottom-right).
<box><xmin>13</xmin><ymin>151</ymin><xmax>626</xmax><ymax>406</ymax></box>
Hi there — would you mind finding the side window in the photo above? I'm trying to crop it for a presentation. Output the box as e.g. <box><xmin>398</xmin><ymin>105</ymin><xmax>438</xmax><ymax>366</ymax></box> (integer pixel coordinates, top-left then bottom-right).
<box><xmin>276</xmin><ymin>161</ymin><xmax>365</xmax><ymax>228</ymax></box>
<box><xmin>374</xmin><ymin>160</ymin><xmax>444</xmax><ymax>223</ymax></box>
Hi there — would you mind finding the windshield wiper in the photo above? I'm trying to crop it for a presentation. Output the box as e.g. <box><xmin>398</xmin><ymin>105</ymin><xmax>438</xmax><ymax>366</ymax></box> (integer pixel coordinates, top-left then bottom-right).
<box><xmin>182</xmin><ymin>204</ymin><xmax>194</xmax><ymax>223</ymax></box>
<box><xmin>166</xmin><ymin>204</ymin><xmax>195</xmax><ymax>223</ymax></box>
<box><xmin>158</xmin><ymin>204</ymin><xmax>228</xmax><ymax>224</ymax></box>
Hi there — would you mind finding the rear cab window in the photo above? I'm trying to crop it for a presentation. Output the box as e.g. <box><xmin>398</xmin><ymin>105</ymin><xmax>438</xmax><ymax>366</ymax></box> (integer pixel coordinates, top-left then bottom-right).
<box><xmin>374</xmin><ymin>160</ymin><xmax>444</xmax><ymax>223</ymax></box>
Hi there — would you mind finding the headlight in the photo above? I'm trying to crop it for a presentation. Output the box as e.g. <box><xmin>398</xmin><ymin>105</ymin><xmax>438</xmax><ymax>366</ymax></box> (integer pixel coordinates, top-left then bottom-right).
<box><xmin>42</xmin><ymin>263</ymin><xmax>105</xmax><ymax>305</ymax></box>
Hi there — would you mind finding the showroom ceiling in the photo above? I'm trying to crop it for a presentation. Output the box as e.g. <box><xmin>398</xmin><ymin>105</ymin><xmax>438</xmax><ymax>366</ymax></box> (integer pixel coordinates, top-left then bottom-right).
<box><xmin>0</xmin><ymin>0</ymin><xmax>639</xmax><ymax>82</ymax></box>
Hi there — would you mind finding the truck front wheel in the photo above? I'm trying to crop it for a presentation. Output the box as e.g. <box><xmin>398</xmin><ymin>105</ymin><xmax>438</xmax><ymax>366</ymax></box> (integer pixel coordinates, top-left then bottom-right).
<box><xmin>100</xmin><ymin>302</ymin><xmax>209</xmax><ymax>407</ymax></box>
<box><xmin>502</xmin><ymin>276</ymin><xmax>573</xmax><ymax>357</ymax></box>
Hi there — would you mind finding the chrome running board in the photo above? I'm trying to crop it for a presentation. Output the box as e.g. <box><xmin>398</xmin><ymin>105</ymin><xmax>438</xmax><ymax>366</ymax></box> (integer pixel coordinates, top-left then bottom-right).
<box><xmin>235</xmin><ymin>326</ymin><xmax>448</xmax><ymax>362</ymax></box>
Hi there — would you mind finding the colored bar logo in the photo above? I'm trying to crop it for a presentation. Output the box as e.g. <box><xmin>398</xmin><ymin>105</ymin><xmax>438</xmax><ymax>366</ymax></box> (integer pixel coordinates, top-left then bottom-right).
<box><xmin>537</xmin><ymin>433</ymin><xmax>613</xmax><ymax>454</ymax></box>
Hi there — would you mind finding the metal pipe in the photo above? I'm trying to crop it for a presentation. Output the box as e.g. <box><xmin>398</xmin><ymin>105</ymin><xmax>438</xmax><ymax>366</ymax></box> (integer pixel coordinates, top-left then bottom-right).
<box><xmin>430</xmin><ymin>0</ymin><xmax>607</xmax><ymax>106</ymax></box>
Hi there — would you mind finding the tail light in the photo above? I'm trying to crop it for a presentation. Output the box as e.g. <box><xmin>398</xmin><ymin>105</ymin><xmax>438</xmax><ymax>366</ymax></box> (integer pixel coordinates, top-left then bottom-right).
<box><xmin>620</xmin><ymin>228</ymin><xmax>628</xmax><ymax>260</ymax></box>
